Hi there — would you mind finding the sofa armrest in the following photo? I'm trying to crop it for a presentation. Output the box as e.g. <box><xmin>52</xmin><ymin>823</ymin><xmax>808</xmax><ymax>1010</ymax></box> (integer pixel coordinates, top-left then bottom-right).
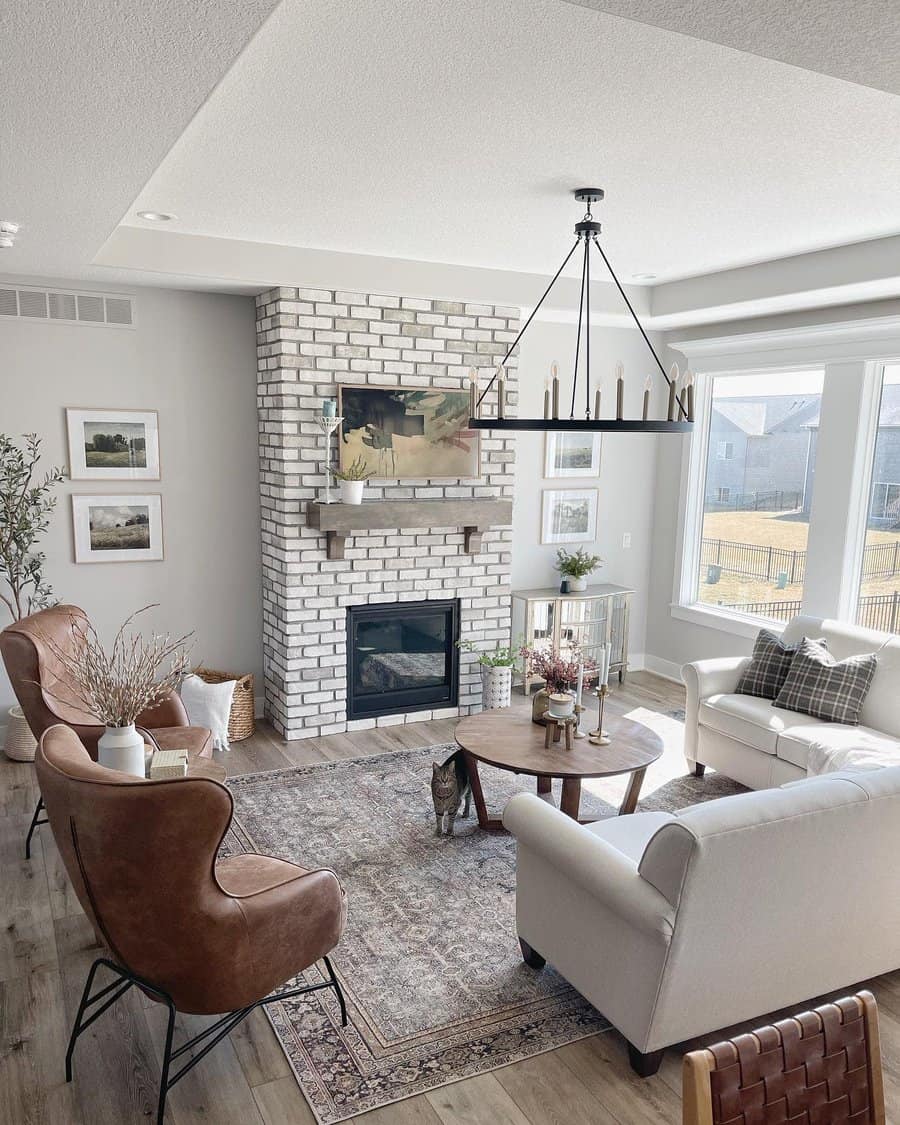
<box><xmin>681</xmin><ymin>656</ymin><xmax>751</xmax><ymax>765</ymax></box>
<box><xmin>503</xmin><ymin>794</ymin><xmax>675</xmax><ymax>938</ymax></box>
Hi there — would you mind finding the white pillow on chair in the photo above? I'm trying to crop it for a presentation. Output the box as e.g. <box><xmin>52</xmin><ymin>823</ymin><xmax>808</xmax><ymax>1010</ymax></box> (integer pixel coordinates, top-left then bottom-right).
<box><xmin>180</xmin><ymin>674</ymin><xmax>235</xmax><ymax>751</ymax></box>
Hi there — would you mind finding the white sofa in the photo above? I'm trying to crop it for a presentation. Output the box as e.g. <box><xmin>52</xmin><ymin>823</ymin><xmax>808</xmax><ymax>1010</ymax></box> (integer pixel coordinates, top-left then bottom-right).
<box><xmin>682</xmin><ymin>615</ymin><xmax>900</xmax><ymax>789</ymax></box>
<box><xmin>503</xmin><ymin>766</ymin><xmax>900</xmax><ymax>1074</ymax></box>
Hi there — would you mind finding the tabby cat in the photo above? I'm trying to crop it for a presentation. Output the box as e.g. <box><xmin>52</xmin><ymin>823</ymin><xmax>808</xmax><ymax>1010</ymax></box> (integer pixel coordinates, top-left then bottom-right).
<box><xmin>430</xmin><ymin>750</ymin><xmax>472</xmax><ymax>835</ymax></box>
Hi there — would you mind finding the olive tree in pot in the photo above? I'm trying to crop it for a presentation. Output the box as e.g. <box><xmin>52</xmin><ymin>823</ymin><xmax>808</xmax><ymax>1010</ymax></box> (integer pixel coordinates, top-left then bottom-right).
<box><xmin>331</xmin><ymin>455</ymin><xmax>374</xmax><ymax>505</ymax></box>
<box><xmin>554</xmin><ymin>547</ymin><xmax>602</xmax><ymax>593</ymax></box>
<box><xmin>459</xmin><ymin>639</ymin><xmax>518</xmax><ymax>710</ymax></box>
<box><xmin>0</xmin><ymin>434</ymin><xmax>66</xmax><ymax>760</ymax></box>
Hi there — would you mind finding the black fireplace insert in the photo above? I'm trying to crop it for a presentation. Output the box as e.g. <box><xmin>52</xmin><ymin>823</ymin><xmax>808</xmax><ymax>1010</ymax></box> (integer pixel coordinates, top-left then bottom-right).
<box><xmin>346</xmin><ymin>599</ymin><xmax>460</xmax><ymax>720</ymax></box>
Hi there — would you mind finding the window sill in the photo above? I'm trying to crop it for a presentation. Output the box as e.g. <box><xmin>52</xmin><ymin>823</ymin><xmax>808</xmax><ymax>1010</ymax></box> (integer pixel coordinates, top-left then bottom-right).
<box><xmin>669</xmin><ymin>602</ymin><xmax>786</xmax><ymax>640</ymax></box>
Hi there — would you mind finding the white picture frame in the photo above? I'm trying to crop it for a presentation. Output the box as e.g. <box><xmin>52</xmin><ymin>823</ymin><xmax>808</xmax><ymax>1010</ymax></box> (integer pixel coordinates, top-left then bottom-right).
<box><xmin>72</xmin><ymin>494</ymin><xmax>164</xmax><ymax>563</ymax></box>
<box><xmin>544</xmin><ymin>431</ymin><xmax>601</xmax><ymax>478</ymax></box>
<box><xmin>541</xmin><ymin>488</ymin><xmax>599</xmax><ymax>544</ymax></box>
<box><xmin>66</xmin><ymin>408</ymin><xmax>160</xmax><ymax>480</ymax></box>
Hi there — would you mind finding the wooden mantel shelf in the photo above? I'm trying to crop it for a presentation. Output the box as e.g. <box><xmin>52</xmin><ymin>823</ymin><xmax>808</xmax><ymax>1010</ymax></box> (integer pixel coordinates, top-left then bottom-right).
<box><xmin>306</xmin><ymin>498</ymin><xmax>513</xmax><ymax>560</ymax></box>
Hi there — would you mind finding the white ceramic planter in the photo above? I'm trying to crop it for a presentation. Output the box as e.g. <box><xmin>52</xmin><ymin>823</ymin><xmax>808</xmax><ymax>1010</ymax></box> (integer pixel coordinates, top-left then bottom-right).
<box><xmin>3</xmin><ymin>705</ymin><xmax>37</xmax><ymax>762</ymax></box>
<box><xmin>340</xmin><ymin>479</ymin><xmax>365</xmax><ymax>505</ymax></box>
<box><xmin>481</xmin><ymin>664</ymin><xmax>512</xmax><ymax>710</ymax></box>
<box><xmin>548</xmin><ymin>692</ymin><xmax>575</xmax><ymax>719</ymax></box>
<box><xmin>97</xmin><ymin>724</ymin><xmax>147</xmax><ymax>777</ymax></box>
<box><xmin>567</xmin><ymin>576</ymin><xmax>588</xmax><ymax>592</ymax></box>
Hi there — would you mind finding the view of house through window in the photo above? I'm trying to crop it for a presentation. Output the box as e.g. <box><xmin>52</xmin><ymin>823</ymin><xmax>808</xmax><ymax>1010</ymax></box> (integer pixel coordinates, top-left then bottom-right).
<box><xmin>695</xmin><ymin>370</ymin><xmax>825</xmax><ymax>620</ymax></box>
<box><xmin>857</xmin><ymin>365</ymin><xmax>900</xmax><ymax>633</ymax></box>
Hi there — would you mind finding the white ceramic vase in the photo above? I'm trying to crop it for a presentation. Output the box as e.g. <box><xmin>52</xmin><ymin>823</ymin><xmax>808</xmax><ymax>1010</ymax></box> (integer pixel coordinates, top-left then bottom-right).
<box><xmin>567</xmin><ymin>575</ymin><xmax>588</xmax><ymax>592</ymax></box>
<box><xmin>340</xmin><ymin>479</ymin><xmax>365</xmax><ymax>505</ymax></box>
<box><xmin>481</xmin><ymin>664</ymin><xmax>512</xmax><ymax>710</ymax></box>
<box><xmin>3</xmin><ymin>705</ymin><xmax>37</xmax><ymax>762</ymax></box>
<box><xmin>97</xmin><ymin>723</ymin><xmax>146</xmax><ymax>777</ymax></box>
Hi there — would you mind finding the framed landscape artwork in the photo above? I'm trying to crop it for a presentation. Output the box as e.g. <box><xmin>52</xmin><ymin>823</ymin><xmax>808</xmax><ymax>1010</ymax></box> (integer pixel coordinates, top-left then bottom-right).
<box><xmin>66</xmin><ymin>408</ymin><xmax>160</xmax><ymax>480</ymax></box>
<box><xmin>544</xmin><ymin>431</ymin><xmax>601</xmax><ymax>478</ymax></box>
<box><xmin>72</xmin><ymin>494</ymin><xmax>164</xmax><ymax>563</ymax></box>
<box><xmin>337</xmin><ymin>385</ymin><xmax>480</xmax><ymax>479</ymax></box>
<box><xmin>541</xmin><ymin>488</ymin><xmax>599</xmax><ymax>544</ymax></box>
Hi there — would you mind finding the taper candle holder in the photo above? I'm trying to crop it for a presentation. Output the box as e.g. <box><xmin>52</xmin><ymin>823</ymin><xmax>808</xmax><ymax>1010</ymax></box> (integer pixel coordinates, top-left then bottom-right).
<box><xmin>574</xmin><ymin>701</ymin><xmax>587</xmax><ymax>739</ymax></box>
<box><xmin>313</xmin><ymin>415</ymin><xmax>343</xmax><ymax>505</ymax></box>
<box><xmin>588</xmin><ymin>683</ymin><xmax>611</xmax><ymax>745</ymax></box>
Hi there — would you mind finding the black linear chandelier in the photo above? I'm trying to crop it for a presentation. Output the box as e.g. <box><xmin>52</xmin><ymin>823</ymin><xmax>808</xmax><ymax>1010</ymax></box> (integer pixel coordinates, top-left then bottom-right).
<box><xmin>468</xmin><ymin>188</ymin><xmax>694</xmax><ymax>433</ymax></box>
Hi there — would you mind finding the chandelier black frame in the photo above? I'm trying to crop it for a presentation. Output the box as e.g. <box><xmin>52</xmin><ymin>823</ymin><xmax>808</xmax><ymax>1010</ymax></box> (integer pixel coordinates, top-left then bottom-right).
<box><xmin>469</xmin><ymin>188</ymin><xmax>693</xmax><ymax>433</ymax></box>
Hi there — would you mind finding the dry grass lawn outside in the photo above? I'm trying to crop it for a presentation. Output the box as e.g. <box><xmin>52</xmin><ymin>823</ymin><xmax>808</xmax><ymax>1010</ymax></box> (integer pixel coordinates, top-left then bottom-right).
<box><xmin>697</xmin><ymin>509</ymin><xmax>900</xmax><ymax>607</ymax></box>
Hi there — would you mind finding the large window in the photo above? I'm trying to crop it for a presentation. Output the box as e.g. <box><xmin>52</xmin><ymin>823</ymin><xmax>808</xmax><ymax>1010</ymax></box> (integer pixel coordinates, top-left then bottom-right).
<box><xmin>694</xmin><ymin>370</ymin><xmax>824</xmax><ymax>621</ymax></box>
<box><xmin>857</xmin><ymin>364</ymin><xmax>900</xmax><ymax>633</ymax></box>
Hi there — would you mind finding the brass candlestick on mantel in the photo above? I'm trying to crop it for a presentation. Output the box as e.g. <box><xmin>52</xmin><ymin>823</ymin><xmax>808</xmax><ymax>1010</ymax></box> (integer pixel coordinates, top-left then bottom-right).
<box><xmin>313</xmin><ymin>414</ymin><xmax>343</xmax><ymax>505</ymax></box>
<box><xmin>589</xmin><ymin>684</ymin><xmax>611</xmax><ymax>746</ymax></box>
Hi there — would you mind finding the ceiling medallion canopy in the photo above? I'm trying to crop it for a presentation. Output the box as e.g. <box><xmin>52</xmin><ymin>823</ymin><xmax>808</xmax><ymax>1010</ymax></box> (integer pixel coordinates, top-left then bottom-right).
<box><xmin>468</xmin><ymin>189</ymin><xmax>694</xmax><ymax>433</ymax></box>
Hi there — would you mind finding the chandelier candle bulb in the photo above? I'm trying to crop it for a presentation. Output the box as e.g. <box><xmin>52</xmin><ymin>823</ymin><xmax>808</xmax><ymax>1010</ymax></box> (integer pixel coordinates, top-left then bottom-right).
<box><xmin>551</xmin><ymin>361</ymin><xmax>560</xmax><ymax>419</ymax></box>
<box><xmin>497</xmin><ymin>367</ymin><xmax>505</xmax><ymax>420</ymax></box>
<box><xmin>685</xmin><ymin>370</ymin><xmax>695</xmax><ymax>422</ymax></box>
<box><xmin>468</xmin><ymin>367</ymin><xmax>477</xmax><ymax>419</ymax></box>
<box><xmin>642</xmin><ymin>374</ymin><xmax>652</xmax><ymax>421</ymax></box>
<box><xmin>615</xmin><ymin>362</ymin><xmax>624</xmax><ymax>420</ymax></box>
<box><xmin>594</xmin><ymin>386</ymin><xmax>601</xmax><ymax>419</ymax></box>
<box><xmin>667</xmin><ymin>363</ymin><xmax>679</xmax><ymax>421</ymax></box>
<box><xmin>544</xmin><ymin>375</ymin><xmax>551</xmax><ymax>420</ymax></box>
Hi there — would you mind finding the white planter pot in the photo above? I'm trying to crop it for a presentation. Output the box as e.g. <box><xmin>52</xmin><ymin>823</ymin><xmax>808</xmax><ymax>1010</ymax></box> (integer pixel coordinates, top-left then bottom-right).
<box><xmin>548</xmin><ymin>692</ymin><xmax>575</xmax><ymax>719</ymax></box>
<box><xmin>567</xmin><ymin>576</ymin><xmax>588</xmax><ymax>592</ymax></box>
<box><xmin>4</xmin><ymin>705</ymin><xmax>37</xmax><ymax>762</ymax></box>
<box><xmin>481</xmin><ymin>664</ymin><xmax>512</xmax><ymax>710</ymax></box>
<box><xmin>97</xmin><ymin>724</ymin><xmax>146</xmax><ymax>777</ymax></box>
<box><xmin>340</xmin><ymin>479</ymin><xmax>365</xmax><ymax>505</ymax></box>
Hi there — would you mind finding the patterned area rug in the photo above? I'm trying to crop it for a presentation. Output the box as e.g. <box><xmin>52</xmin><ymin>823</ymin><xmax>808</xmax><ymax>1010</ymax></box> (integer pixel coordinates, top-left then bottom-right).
<box><xmin>225</xmin><ymin>734</ymin><xmax>744</xmax><ymax>1123</ymax></box>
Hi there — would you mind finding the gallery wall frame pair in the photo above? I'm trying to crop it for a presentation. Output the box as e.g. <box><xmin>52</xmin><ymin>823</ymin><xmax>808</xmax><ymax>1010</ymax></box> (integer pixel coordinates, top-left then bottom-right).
<box><xmin>65</xmin><ymin>409</ymin><xmax>163</xmax><ymax>563</ymax></box>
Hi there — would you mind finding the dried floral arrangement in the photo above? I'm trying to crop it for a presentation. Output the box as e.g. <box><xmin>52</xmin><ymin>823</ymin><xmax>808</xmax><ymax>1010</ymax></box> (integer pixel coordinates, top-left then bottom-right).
<box><xmin>39</xmin><ymin>606</ymin><xmax>193</xmax><ymax>728</ymax></box>
<box><xmin>520</xmin><ymin>645</ymin><xmax>596</xmax><ymax>693</ymax></box>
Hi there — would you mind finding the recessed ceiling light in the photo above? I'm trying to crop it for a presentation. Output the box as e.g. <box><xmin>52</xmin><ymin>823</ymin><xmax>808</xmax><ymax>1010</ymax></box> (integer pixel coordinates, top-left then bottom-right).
<box><xmin>136</xmin><ymin>211</ymin><xmax>177</xmax><ymax>222</ymax></box>
<box><xmin>632</xmin><ymin>273</ymin><xmax>657</xmax><ymax>282</ymax></box>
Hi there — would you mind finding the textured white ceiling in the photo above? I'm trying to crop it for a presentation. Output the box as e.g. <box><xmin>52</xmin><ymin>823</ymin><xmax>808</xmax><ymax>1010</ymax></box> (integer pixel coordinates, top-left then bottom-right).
<box><xmin>0</xmin><ymin>0</ymin><xmax>280</xmax><ymax>284</ymax></box>
<box><xmin>564</xmin><ymin>0</ymin><xmax>900</xmax><ymax>96</ymax></box>
<box><xmin>124</xmin><ymin>0</ymin><xmax>900</xmax><ymax>283</ymax></box>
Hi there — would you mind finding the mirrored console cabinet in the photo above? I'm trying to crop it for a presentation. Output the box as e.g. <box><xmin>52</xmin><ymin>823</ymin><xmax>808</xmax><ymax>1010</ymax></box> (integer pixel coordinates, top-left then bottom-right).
<box><xmin>511</xmin><ymin>583</ymin><xmax>633</xmax><ymax>694</ymax></box>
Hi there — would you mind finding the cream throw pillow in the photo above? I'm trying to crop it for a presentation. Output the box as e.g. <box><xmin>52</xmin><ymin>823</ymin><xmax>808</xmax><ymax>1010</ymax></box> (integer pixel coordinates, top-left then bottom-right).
<box><xmin>180</xmin><ymin>674</ymin><xmax>235</xmax><ymax>751</ymax></box>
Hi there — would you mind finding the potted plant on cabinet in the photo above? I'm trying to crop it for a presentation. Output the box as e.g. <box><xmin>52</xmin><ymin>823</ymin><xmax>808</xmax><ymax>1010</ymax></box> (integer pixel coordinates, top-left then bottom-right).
<box><xmin>459</xmin><ymin>639</ymin><xmax>518</xmax><ymax>710</ymax></box>
<box><xmin>39</xmin><ymin>606</ymin><xmax>193</xmax><ymax>777</ymax></box>
<box><xmin>554</xmin><ymin>547</ymin><xmax>602</xmax><ymax>593</ymax></box>
<box><xmin>331</xmin><ymin>455</ymin><xmax>374</xmax><ymax>505</ymax></box>
<box><xmin>0</xmin><ymin>433</ymin><xmax>66</xmax><ymax>760</ymax></box>
<box><xmin>520</xmin><ymin>645</ymin><xmax>596</xmax><ymax>724</ymax></box>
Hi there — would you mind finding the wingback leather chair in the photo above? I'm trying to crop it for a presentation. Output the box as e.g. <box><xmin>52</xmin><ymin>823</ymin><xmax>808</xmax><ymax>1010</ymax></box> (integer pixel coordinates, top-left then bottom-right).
<box><xmin>37</xmin><ymin>724</ymin><xmax>347</xmax><ymax>1125</ymax></box>
<box><xmin>0</xmin><ymin>604</ymin><xmax>212</xmax><ymax>857</ymax></box>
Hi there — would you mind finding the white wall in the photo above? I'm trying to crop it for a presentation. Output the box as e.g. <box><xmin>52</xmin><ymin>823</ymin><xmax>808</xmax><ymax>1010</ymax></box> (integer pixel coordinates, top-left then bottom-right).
<box><xmin>511</xmin><ymin>320</ymin><xmax>664</xmax><ymax>662</ymax></box>
<box><xmin>0</xmin><ymin>279</ymin><xmax>262</xmax><ymax>715</ymax></box>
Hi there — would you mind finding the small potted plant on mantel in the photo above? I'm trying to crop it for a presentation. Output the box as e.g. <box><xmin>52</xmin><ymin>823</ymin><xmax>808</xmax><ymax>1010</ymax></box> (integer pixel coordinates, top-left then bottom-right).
<box><xmin>331</xmin><ymin>455</ymin><xmax>374</xmax><ymax>505</ymax></box>
<box><xmin>459</xmin><ymin>639</ymin><xmax>519</xmax><ymax>710</ymax></box>
<box><xmin>0</xmin><ymin>433</ymin><xmax>66</xmax><ymax>760</ymax></box>
<box><xmin>554</xmin><ymin>547</ymin><xmax>602</xmax><ymax>593</ymax></box>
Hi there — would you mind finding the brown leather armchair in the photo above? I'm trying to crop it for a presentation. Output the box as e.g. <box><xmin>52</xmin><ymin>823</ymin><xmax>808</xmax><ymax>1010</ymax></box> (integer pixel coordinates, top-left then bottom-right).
<box><xmin>0</xmin><ymin>604</ymin><xmax>213</xmax><ymax>857</ymax></box>
<box><xmin>37</xmin><ymin>724</ymin><xmax>347</xmax><ymax>1125</ymax></box>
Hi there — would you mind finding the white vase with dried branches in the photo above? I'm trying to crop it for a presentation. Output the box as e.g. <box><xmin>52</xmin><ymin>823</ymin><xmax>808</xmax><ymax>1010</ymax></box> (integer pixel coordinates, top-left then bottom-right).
<box><xmin>42</xmin><ymin>608</ymin><xmax>192</xmax><ymax>777</ymax></box>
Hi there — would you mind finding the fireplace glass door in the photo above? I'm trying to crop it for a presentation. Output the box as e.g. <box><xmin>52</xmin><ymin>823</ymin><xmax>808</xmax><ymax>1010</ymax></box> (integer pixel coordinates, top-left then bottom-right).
<box><xmin>346</xmin><ymin>599</ymin><xmax>460</xmax><ymax>720</ymax></box>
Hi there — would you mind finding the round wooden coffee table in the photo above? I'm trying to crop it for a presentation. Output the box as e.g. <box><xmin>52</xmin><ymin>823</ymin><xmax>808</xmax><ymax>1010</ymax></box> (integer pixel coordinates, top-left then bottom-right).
<box><xmin>454</xmin><ymin>710</ymin><xmax>663</xmax><ymax>832</ymax></box>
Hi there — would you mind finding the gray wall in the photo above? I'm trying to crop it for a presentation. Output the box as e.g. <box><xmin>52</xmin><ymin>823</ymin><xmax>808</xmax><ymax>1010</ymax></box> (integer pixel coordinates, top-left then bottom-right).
<box><xmin>511</xmin><ymin>320</ymin><xmax>662</xmax><ymax>662</ymax></box>
<box><xmin>0</xmin><ymin>280</ymin><xmax>262</xmax><ymax>716</ymax></box>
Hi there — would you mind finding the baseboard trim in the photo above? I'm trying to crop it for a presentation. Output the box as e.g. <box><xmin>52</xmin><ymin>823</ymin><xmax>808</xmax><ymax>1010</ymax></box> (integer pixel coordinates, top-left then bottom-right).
<box><xmin>642</xmin><ymin>654</ymin><xmax>683</xmax><ymax>683</ymax></box>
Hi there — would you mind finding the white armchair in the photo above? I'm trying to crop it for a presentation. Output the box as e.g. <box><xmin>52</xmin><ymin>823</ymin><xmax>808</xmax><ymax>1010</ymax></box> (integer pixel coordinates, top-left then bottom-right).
<box><xmin>504</xmin><ymin>766</ymin><xmax>900</xmax><ymax>1074</ymax></box>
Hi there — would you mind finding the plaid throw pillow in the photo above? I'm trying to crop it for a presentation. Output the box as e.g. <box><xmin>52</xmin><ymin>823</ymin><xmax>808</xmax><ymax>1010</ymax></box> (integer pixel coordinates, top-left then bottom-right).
<box><xmin>773</xmin><ymin>638</ymin><xmax>877</xmax><ymax>724</ymax></box>
<box><xmin>736</xmin><ymin>629</ymin><xmax>819</xmax><ymax>700</ymax></box>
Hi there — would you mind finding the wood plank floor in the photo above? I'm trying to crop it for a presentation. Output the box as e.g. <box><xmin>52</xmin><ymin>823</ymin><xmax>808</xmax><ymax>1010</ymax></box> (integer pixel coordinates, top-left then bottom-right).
<box><xmin>3</xmin><ymin>671</ymin><xmax>900</xmax><ymax>1124</ymax></box>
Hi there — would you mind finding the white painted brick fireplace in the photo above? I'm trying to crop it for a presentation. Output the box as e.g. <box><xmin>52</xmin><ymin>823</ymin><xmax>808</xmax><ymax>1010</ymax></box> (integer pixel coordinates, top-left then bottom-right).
<box><xmin>256</xmin><ymin>286</ymin><xmax>519</xmax><ymax>740</ymax></box>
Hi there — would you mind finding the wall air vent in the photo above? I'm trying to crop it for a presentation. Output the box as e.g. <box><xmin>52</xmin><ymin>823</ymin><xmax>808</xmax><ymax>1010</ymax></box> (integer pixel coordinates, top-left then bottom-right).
<box><xmin>0</xmin><ymin>284</ymin><xmax>135</xmax><ymax>329</ymax></box>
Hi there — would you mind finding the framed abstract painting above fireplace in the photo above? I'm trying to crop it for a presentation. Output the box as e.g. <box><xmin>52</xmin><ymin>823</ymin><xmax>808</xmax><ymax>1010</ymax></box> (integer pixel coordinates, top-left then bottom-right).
<box><xmin>338</xmin><ymin>385</ymin><xmax>480</xmax><ymax>479</ymax></box>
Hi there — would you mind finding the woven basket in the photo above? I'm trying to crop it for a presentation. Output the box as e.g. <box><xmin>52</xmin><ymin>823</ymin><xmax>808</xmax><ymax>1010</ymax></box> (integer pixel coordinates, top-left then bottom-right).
<box><xmin>193</xmin><ymin>668</ymin><xmax>255</xmax><ymax>742</ymax></box>
<box><xmin>4</xmin><ymin>705</ymin><xmax>37</xmax><ymax>762</ymax></box>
